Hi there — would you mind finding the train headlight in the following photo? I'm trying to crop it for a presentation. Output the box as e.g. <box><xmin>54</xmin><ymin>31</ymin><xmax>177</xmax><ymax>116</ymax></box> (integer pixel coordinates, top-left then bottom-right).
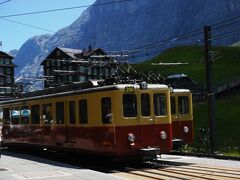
<box><xmin>140</xmin><ymin>81</ymin><xmax>148</xmax><ymax>90</ymax></box>
<box><xmin>160</xmin><ymin>131</ymin><xmax>167</xmax><ymax>140</ymax></box>
<box><xmin>128</xmin><ymin>133</ymin><xmax>135</xmax><ymax>142</ymax></box>
<box><xmin>183</xmin><ymin>126</ymin><xmax>189</xmax><ymax>133</ymax></box>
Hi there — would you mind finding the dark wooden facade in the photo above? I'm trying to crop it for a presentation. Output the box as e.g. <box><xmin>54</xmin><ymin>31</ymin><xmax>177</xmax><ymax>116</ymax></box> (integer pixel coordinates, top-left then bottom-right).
<box><xmin>41</xmin><ymin>47</ymin><xmax>115</xmax><ymax>88</ymax></box>
<box><xmin>0</xmin><ymin>51</ymin><xmax>15</xmax><ymax>96</ymax></box>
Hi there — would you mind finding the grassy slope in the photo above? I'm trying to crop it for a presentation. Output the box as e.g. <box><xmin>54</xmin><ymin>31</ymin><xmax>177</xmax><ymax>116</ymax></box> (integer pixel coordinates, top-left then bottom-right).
<box><xmin>133</xmin><ymin>46</ymin><xmax>240</xmax><ymax>151</ymax></box>
<box><xmin>194</xmin><ymin>94</ymin><xmax>240</xmax><ymax>149</ymax></box>
<box><xmin>133</xmin><ymin>46</ymin><xmax>240</xmax><ymax>87</ymax></box>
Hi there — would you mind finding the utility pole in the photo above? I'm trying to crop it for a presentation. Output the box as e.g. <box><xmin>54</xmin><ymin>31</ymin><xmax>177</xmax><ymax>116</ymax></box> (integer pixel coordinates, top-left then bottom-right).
<box><xmin>204</xmin><ymin>25</ymin><xmax>217</xmax><ymax>154</ymax></box>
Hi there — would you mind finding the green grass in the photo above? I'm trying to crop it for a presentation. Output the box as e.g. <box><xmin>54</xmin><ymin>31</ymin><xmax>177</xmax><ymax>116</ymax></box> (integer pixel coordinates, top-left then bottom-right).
<box><xmin>193</xmin><ymin>94</ymin><xmax>240</xmax><ymax>153</ymax></box>
<box><xmin>133</xmin><ymin>46</ymin><xmax>240</xmax><ymax>87</ymax></box>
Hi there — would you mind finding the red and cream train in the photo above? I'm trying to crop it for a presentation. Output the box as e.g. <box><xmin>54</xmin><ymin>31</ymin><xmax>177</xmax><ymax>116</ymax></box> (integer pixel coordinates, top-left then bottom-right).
<box><xmin>0</xmin><ymin>82</ymin><xmax>193</xmax><ymax>160</ymax></box>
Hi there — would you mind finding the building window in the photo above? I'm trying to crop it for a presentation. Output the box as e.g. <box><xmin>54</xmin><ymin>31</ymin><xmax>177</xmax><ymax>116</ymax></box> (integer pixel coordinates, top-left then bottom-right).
<box><xmin>57</xmin><ymin>60</ymin><xmax>61</xmax><ymax>67</ymax></box>
<box><xmin>79</xmin><ymin>99</ymin><xmax>88</xmax><ymax>124</ymax></box>
<box><xmin>6</xmin><ymin>77</ymin><xmax>11</xmax><ymax>84</ymax></box>
<box><xmin>69</xmin><ymin>76</ymin><xmax>73</xmax><ymax>82</ymax></box>
<box><xmin>0</xmin><ymin>59</ymin><xmax>3</xmax><ymax>64</ymax></box>
<box><xmin>0</xmin><ymin>67</ymin><xmax>3</xmax><ymax>74</ymax></box>
<box><xmin>31</xmin><ymin>105</ymin><xmax>40</xmax><ymax>124</ymax></box>
<box><xmin>46</xmin><ymin>69</ymin><xmax>50</xmax><ymax>75</ymax></box>
<box><xmin>123</xmin><ymin>94</ymin><xmax>137</xmax><ymax>117</ymax></box>
<box><xmin>69</xmin><ymin>101</ymin><xmax>76</xmax><ymax>124</ymax></box>
<box><xmin>6</xmin><ymin>68</ymin><xmax>11</xmax><ymax>74</ymax></box>
<box><xmin>5</xmin><ymin>59</ymin><xmax>10</xmax><ymax>64</ymax></box>
<box><xmin>141</xmin><ymin>94</ymin><xmax>150</xmax><ymax>116</ymax></box>
<box><xmin>46</xmin><ymin>61</ymin><xmax>50</xmax><ymax>67</ymax></box>
<box><xmin>56</xmin><ymin>102</ymin><xmax>64</xmax><ymax>124</ymax></box>
<box><xmin>101</xmin><ymin>97</ymin><xmax>112</xmax><ymax>124</ymax></box>
<box><xmin>0</xmin><ymin>77</ymin><xmax>4</xmax><ymax>85</ymax></box>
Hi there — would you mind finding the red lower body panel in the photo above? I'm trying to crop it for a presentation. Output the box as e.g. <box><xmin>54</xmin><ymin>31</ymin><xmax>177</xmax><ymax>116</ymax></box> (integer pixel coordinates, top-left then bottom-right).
<box><xmin>2</xmin><ymin>123</ymin><xmax>172</xmax><ymax>157</ymax></box>
<box><xmin>172</xmin><ymin>120</ymin><xmax>194</xmax><ymax>144</ymax></box>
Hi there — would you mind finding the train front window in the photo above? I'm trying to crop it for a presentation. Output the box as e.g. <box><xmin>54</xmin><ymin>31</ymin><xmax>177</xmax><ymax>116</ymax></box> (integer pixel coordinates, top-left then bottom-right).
<box><xmin>42</xmin><ymin>103</ymin><xmax>52</xmax><ymax>124</ymax></box>
<box><xmin>154</xmin><ymin>94</ymin><xmax>167</xmax><ymax>116</ymax></box>
<box><xmin>56</xmin><ymin>102</ymin><xmax>64</xmax><ymax>124</ymax></box>
<box><xmin>101</xmin><ymin>97</ymin><xmax>112</xmax><ymax>124</ymax></box>
<box><xmin>79</xmin><ymin>99</ymin><xmax>88</xmax><ymax>124</ymax></box>
<box><xmin>3</xmin><ymin>108</ymin><xmax>10</xmax><ymax>124</ymax></box>
<box><xmin>20</xmin><ymin>106</ymin><xmax>30</xmax><ymax>124</ymax></box>
<box><xmin>31</xmin><ymin>105</ymin><xmax>40</xmax><ymax>124</ymax></box>
<box><xmin>171</xmin><ymin>97</ymin><xmax>176</xmax><ymax>115</ymax></box>
<box><xmin>141</xmin><ymin>94</ymin><xmax>150</xmax><ymax>116</ymax></box>
<box><xmin>11</xmin><ymin>107</ymin><xmax>20</xmax><ymax>125</ymax></box>
<box><xmin>69</xmin><ymin>101</ymin><xmax>76</xmax><ymax>124</ymax></box>
<box><xmin>123</xmin><ymin>94</ymin><xmax>137</xmax><ymax>117</ymax></box>
<box><xmin>178</xmin><ymin>96</ymin><xmax>189</xmax><ymax>114</ymax></box>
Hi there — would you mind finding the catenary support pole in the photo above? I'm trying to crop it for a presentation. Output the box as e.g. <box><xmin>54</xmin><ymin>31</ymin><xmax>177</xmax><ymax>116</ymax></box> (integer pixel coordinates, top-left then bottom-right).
<box><xmin>204</xmin><ymin>25</ymin><xmax>217</xmax><ymax>154</ymax></box>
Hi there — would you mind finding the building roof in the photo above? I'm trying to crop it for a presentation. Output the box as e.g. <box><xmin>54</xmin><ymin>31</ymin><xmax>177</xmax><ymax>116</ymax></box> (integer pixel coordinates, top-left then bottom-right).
<box><xmin>0</xmin><ymin>51</ymin><xmax>13</xmax><ymax>59</ymax></box>
<box><xmin>58</xmin><ymin>47</ymin><xmax>83</xmax><ymax>59</ymax></box>
<box><xmin>41</xmin><ymin>47</ymin><xmax>107</xmax><ymax>65</ymax></box>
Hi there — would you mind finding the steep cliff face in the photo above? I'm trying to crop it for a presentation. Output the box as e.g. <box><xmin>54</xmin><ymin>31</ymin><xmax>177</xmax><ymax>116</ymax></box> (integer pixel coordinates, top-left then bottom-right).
<box><xmin>13</xmin><ymin>0</ymin><xmax>240</xmax><ymax>89</ymax></box>
<box><xmin>46</xmin><ymin>0</ymin><xmax>240</xmax><ymax>61</ymax></box>
<box><xmin>14</xmin><ymin>34</ymin><xmax>51</xmax><ymax>74</ymax></box>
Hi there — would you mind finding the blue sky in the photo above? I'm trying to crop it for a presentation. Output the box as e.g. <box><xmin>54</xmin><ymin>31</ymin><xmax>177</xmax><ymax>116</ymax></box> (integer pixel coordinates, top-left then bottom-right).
<box><xmin>0</xmin><ymin>0</ymin><xmax>95</xmax><ymax>52</ymax></box>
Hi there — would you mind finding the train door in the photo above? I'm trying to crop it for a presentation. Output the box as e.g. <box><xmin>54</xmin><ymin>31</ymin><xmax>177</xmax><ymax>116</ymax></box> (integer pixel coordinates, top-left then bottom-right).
<box><xmin>171</xmin><ymin>95</ymin><xmax>182</xmax><ymax>139</ymax></box>
<box><xmin>53</xmin><ymin>101</ymin><xmax>67</xmax><ymax>147</ymax></box>
<box><xmin>178</xmin><ymin>94</ymin><xmax>193</xmax><ymax>142</ymax></box>
<box><xmin>66</xmin><ymin>100</ymin><xmax>77</xmax><ymax>146</ymax></box>
<box><xmin>139</xmin><ymin>90</ymin><xmax>158</xmax><ymax>147</ymax></box>
<box><xmin>101</xmin><ymin>96</ymin><xmax>116</xmax><ymax>151</ymax></box>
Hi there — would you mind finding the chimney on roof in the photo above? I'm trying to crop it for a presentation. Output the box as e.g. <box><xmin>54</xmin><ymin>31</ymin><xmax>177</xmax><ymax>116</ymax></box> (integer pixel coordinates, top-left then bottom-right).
<box><xmin>88</xmin><ymin>45</ymin><xmax>92</xmax><ymax>52</ymax></box>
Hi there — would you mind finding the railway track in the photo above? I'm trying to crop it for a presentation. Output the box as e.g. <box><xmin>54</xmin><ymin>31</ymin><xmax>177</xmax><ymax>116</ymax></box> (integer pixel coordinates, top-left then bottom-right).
<box><xmin>112</xmin><ymin>160</ymin><xmax>240</xmax><ymax>180</ymax></box>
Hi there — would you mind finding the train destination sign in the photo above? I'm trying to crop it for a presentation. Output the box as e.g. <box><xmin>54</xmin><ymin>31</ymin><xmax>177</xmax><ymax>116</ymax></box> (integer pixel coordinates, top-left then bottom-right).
<box><xmin>125</xmin><ymin>86</ymin><xmax>134</xmax><ymax>93</ymax></box>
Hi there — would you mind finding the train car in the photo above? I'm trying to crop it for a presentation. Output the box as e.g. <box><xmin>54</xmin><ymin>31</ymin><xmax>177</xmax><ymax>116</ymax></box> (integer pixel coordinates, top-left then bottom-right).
<box><xmin>170</xmin><ymin>89</ymin><xmax>194</xmax><ymax>148</ymax></box>
<box><xmin>0</xmin><ymin>82</ymin><xmax>172</xmax><ymax>160</ymax></box>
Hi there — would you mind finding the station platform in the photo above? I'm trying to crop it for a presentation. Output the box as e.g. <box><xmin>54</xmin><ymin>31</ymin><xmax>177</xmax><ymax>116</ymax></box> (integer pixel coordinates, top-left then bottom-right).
<box><xmin>0</xmin><ymin>150</ymin><xmax>123</xmax><ymax>180</ymax></box>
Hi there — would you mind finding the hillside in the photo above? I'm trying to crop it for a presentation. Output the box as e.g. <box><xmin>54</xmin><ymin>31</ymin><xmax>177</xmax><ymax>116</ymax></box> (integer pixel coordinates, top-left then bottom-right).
<box><xmin>193</xmin><ymin>94</ymin><xmax>240</xmax><ymax>150</ymax></box>
<box><xmin>133</xmin><ymin>46</ymin><xmax>240</xmax><ymax>87</ymax></box>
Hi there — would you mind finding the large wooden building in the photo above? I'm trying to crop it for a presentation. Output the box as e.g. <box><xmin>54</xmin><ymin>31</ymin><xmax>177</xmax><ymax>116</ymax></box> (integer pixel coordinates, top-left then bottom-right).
<box><xmin>41</xmin><ymin>47</ymin><xmax>116</xmax><ymax>88</ymax></box>
<box><xmin>0</xmin><ymin>51</ymin><xmax>16</xmax><ymax>96</ymax></box>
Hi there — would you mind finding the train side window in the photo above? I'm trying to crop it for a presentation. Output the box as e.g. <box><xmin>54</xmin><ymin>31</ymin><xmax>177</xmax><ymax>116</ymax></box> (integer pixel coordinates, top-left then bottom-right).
<box><xmin>171</xmin><ymin>97</ymin><xmax>176</xmax><ymax>115</ymax></box>
<box><xmin>141</xmin><ymin>94</ymin><xmax>150</xmax><ymax>116</ymax></box>
<box><xmin>20</xmin><ymin>106</ymin><xmax>30</xmax><ymax>124</ymax></box>
<box><xmin>31</xmin><ymin>105</ymin><xmax>40</xmax><ymax>124</ymax></box>
<box><xmin>11</xmin><ymin>107</ymin><xmax>20</xmax><ymax>125</ymax></box>
<box><xmin>3</xmin><ymin>108</ymin><xmax>10</xmax><ymax>124</ymax></box>
<box><xmin>79</xmin><ymin>99</ymin><xmax>88</xmax><ymax>124</ymax></box>
<box><xmin>69</xmin><ymin>101</ymin><xmax>76</xmax><ymax>124</ymax></box>
<box><xmin>178</xmin><ymin>96</ymin><xmax>189</xmax><ymax>114</ymax></box>
<box><xmin>56</xmin><ymin>102</ymin><xmax>64</xmax><ymax>124</ymax></box>
<box><xmin>101</xmin><ymin>97</ymin><xmax>112</xmax><ymax>124</ymax></box>
<box><xmin>42</xmin><ymin>103</ymin><xmax>52</xmax><ymax>124</ymax></box>
<box><xmin>123</xmin><ymin>94</ymin><xmax>137</xmax><ymax>117</ymax></box>
<box><xmin>154</xmin><ymin>94</ymin><xmax>167</xmax><ymax>116</ymax></box>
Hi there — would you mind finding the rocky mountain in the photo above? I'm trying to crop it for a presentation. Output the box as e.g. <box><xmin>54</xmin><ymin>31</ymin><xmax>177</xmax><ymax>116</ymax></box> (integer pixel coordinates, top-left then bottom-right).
<box><xmin>8</xmin><ymin>49</ymin><xmax>19</xmax><ymax>58</ymax></box>
<box><xmin>12</xmin><ymin>0</ymin><xmax>240</xmax><ymax>90</ymax></box>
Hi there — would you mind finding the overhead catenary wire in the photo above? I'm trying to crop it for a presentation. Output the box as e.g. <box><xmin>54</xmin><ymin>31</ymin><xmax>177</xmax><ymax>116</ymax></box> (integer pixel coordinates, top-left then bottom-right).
<box><xmin>0</xmin><ymin>0</ymin><xmax>132</xmax><ymax>18</ymax></box>
<box><xmin>0</xmin><ymin>0</ymin><xmax>11</xmax><ymax>5</ymax></box>
<box><xmin>0</xmin><ymin>17</ymin><xmax>55</xmax><ymax>33</ymax></box>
